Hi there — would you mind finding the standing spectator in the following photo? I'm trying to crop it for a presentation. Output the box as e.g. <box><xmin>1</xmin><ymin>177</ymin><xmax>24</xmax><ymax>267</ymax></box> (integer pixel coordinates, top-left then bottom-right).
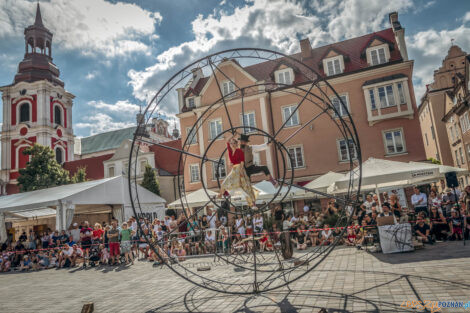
<box><xmin>411</xmin><ymin>186</ymin><xmax>428</xmax><ymax>216</ymax></box>
<box><xmin>460</xmin><ymin>185</ymin><xmax>470</xmax><ymax>214</ymax></box>
<box><xmin>80</xmin><ymin>221</ymin><xmax>93</xmax><ymax>260</ymax></box>
<box><xmin>389</xmin><ymin>194</ymin><xmax>403</xmax><ymax>221</ymax></box>
<box><xmin>274</xmin><ymin>206</ymin><xmax>284</xmax><ymax>230</ymax></box>
<box><xmin>108</xmin><ymin>221</ymin><xmax>120</xmax><ymax>265</ymax></box>
<box><xmin>254</xmin><ymin>213</ymin><xmax>264</xmax><ymax>234</ymax></box>
<box><xmin>361</xmin><ymin>194</ymin><xmax>374</xmax><ymax>214</ymax></box>
<box><xmin>303</xmin><ymin>203</ymin><xmax>310</xmax><ymax>214</ymax></box>
<box><xmin>59</xmin><ymin>230</ymin><xmax>69</xmax><ymax>245</ymax></box>
<box><xmin>414</xmin><ymin>217</ymin><xmax>434</xmax><ymax>244</ymax></box>
<box><xmin>138</xmin><ymin>228</ymin><xmax>151</xmax><ymax>259</ymax></box>
<box><xmin>207</xmin><ymin>208</ymin><xmax>217</xmax><ymax>229</ymax></box>
<box><xmin>120</xmin><ymin>222</ymin><xmax>134</xmax><ymax>265</ymax></box>
<box><xmin>70</xmin><ymin>223</ymin><xmax>80</xmax><ymax>244</ymax></box>
<box><xmin>442</xmin><ymin>189</ymin><xmax>458</xmax><ymax>217</ymax></box>
<box><xmin>428</xmin><ymin>190</ymin><xmax>442</xmax><ymax>213</ymax></box>
<box><xmin>282</xmin><ymin>214</ymin><xmax>293</xmax><ymax>232</ymax></box>
<box><xmin>235</xmin><ymin>214</ymin><xmax>246</xmax><ymax>237</ymax></box>
<box><xmin>19</xmin><ymin>232</ymin><xmax>27</xmax><ymax>243</ymax></box>
<box><xmin>41</xmin><ymin>232</ymin><xmax>50</xmax><ymax>249</ymax></box>
<box><xmin>92</xmin><ymin>223</ymin><xmax>104</xmax><ymax>243</ymax></box>
<box><xmin>27</xmin><ymin>230</ymin><xmax>36</xmax><ymax>250</ymax></box>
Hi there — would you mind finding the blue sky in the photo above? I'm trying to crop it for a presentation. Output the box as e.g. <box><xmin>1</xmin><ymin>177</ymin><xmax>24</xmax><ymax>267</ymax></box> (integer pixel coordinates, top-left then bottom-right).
<box><xmin>0</xmin><ymin>0</ymin><xmax>469</xmax><ymax>138</ymax></box>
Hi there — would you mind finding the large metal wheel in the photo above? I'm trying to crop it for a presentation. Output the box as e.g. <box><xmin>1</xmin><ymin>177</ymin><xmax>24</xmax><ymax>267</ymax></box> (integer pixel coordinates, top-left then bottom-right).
<box><xmin>128</xmin><ymin>48</ymin><xmax>362</xmax><ymax>294</ymax></box>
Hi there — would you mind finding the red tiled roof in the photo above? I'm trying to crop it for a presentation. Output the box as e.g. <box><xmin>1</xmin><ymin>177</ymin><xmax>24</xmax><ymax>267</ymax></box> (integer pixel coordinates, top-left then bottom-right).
<box><xmin>63</xmin><ymin>153</ymin><xmax>114</xmax><ymax>180</ymax></box>
<box><xmin>245</xmin><ymin>28</ymin><xmax>401</xmax><ymax>81</ymax></box>
<box><xmin>185</xmin><ymin>28</ymin><xmax>401</xmax><ymax>96</ymax></box>
<box><xmin>149</xmin><ymin>139</ymin><xmax>182</xmax><ymax>176</ymax></box>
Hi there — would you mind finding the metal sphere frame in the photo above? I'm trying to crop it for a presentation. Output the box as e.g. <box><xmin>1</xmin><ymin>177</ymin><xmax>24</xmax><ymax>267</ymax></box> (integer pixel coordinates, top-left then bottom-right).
<box><xmin>128</xmin><ymin>48</ymin><xmax>363</xmax><ymax>295</ymax></box>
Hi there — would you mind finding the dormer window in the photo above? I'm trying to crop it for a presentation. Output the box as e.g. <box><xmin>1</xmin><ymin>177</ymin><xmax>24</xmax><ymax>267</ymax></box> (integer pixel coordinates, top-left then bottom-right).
<box><xmin>275</xmin><ymin>68</ymin><xmax>293</xmax><ymax>85</ymax></box>
<box><xmin>323</xmin><ymin>56</ymin><xmax>344</xmax><ymax>76</ymax></box>
<box><xmin>187</xmin><ymin>97</ymin><xmax>195</xmax><ymax>108</ymax></box>
<box><xmin>366</xmin><ymin>44</ymin><xmax>390</xmax><ymax>66</ymax></box>
<box><xmin>222</xmin><ymin>81</ymin><xmax>235</xmax><ymax>97</ymax></box>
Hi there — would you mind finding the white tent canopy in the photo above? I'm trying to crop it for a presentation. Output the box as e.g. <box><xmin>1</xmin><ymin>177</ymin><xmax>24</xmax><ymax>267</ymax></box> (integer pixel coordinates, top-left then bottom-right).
<box><xmin>304</xmin><ymin>171</ymin><xmax>345</xmax><ymax>194</ymax></box>
<box><xmin>0</xmin><ymin>176</ymin><xmax>166</xmax><ymax>241</ymax></box>
<box><xmin>329</xmin><ymin>157</ymin><xmax>467</xmax><ymax>195</ymax></box>
<box><xmin>168</xmin><ymin>188</ymin><xmax>218</xmax><ymax>209</ymax></box>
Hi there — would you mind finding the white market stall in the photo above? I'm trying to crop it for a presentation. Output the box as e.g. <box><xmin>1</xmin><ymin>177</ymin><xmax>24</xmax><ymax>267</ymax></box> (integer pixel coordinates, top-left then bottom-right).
<box><xmin>168</xmin><ymin>188</ymin><xmax>218</xmax><ymax>209</ymax></box>
<box><xmin>303</xmin><ymin>171</ymin><xmax>345</xmax><ymax>195</ymax></box>
<box><xmin>0</xmin><ymin>176</ymin><xmax>166</xmax><ymax>242</ymax></box>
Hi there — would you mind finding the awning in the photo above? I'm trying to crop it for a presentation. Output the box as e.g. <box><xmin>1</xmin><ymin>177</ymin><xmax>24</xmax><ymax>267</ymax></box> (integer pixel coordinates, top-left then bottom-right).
<box><xmin>6</xmin><ymin>208</ymin><xmax>56</xmax><ymax>219</ymax></box>
<box><xmin>168</xmin><ymin>188</ymin><xmax>218</xmax><ymax>209</ymax></box>
<box><xmin>304</xmin><ymin>171</ymin><xmax>345</xmax><ymax>194</ymax></box>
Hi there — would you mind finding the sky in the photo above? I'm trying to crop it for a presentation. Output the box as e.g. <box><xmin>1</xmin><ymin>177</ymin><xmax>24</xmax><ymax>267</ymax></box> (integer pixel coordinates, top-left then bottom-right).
<box><xmin>0</xmin><ymin>0</ymin><xmax>469</xmax><ymax>138</ymax></box>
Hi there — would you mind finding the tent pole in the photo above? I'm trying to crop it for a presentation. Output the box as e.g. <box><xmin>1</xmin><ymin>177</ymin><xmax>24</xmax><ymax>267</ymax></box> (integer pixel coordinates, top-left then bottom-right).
<box><xmin>375</xmin><ymin>185</ymin><xmax>382</xmax><ymax>209</ymax></box>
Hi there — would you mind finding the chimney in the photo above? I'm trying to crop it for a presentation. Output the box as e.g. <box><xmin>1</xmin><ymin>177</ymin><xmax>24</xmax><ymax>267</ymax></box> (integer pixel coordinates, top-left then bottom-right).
<box><xmin>176</xmin><ymin>87</ymin><xmax>185</xmax><ymax>112</ymax></box>
<box><xmin>389</xmin><ymin>12</ymin><xmax>408</xmax><ymax>61</ymax></box>
<box><xmin>189</xmin><ymin>67</ymin><xmax>203</xmax><ymax>89</ymax></box>
<box><xmin>299</xmin><ymin>38</ymin><xmax>312</xmax><ymax>60</ymax></box>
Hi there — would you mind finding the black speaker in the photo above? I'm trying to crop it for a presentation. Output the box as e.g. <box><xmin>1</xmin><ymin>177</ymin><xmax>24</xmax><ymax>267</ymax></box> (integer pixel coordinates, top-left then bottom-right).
<box><xmin>445</xmin><ymin>171</ymin><xmax>459</xmax><ymax>188</ymax></box>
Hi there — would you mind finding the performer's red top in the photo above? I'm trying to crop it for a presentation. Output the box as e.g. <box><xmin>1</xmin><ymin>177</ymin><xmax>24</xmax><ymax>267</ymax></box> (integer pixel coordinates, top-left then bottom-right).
<box><xmin>227</xmin><ymin>142</ymin><xmax>244</xmax><ymax>165</ymax></box>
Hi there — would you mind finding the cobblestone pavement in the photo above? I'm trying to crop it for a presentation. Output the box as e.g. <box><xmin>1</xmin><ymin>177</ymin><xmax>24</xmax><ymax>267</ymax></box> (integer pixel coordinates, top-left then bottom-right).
<box><xmin>1</xmin><ymin>241</ymin><xmax>470</xmax><ymax>313</ymax></box>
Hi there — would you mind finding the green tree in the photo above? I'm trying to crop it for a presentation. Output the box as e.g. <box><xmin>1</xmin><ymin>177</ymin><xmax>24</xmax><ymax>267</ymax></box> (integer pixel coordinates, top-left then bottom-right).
<box><xmin>18</xmin><ymin>144</ymin><xmax>70</xmax><ymax>192</ymax></box>
<box><xmin>140</xmin><ymin>164</ymin><xmax>160</xmax><ymax>196</ymax></box>
<box><xmin>71</xmin><ymin>166</ymin><xmax>87</xmax><ymax>183</ymax></box>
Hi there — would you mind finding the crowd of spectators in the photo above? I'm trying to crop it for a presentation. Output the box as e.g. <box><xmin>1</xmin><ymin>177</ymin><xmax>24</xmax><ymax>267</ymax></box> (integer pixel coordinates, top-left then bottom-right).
<box><xmin>1</xmin><ymin>182</ymin><xmax>469</xmax><ymax>273</ymax></box>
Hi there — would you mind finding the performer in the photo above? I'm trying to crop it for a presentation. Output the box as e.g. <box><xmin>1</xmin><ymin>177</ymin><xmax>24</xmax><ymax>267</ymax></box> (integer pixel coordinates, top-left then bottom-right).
<box><xmin>218</xmin><ymin>134</ymin><xmax>257</xmax><ymax>207</ymax></box>
<box><xmin>238</xmin><ymin>134</ymin><xmax>277</xmax><ymax>186</ymax></box>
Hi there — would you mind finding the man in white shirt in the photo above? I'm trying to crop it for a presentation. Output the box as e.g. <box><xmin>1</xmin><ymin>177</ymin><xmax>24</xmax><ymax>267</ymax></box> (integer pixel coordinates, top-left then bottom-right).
<box><xmin>303</xmin><ymin>204</ymin><xmax>310</xmax><ymax>213</ymax></box>
<box><xmin>58</xmin><ymin>243</ymin><xmax>74</xmax><ymax>268</ymax></box>
<box><xmin>207</xmin><ymin>208</ymin><xmax>217</xmax><ymax>229</ymax></box>
<box><xmin>239</xmin><ymin>134</ymin><xmax>277</xmax><ymax>186</ymax></box>
<box><xmin>254</xmin><ymin>213</ymin><xmax>264</xmax><ymax>233</ymax></box>
<box><xmin>361</xmin><ymin>195</ymin><xmax>375</xmax><ymax>214</ymax></box>
<box><xmin>411</xmin><ymin>186</ymin><xmax>428</xmax><ymax>216</ymax></box>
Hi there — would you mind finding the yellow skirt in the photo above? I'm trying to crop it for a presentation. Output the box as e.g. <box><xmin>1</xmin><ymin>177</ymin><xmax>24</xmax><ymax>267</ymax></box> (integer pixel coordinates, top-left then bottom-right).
<box><xmin>221</xmin><ymin>164</ymin><xmax>257</xmax><ymax>206</ymax></box>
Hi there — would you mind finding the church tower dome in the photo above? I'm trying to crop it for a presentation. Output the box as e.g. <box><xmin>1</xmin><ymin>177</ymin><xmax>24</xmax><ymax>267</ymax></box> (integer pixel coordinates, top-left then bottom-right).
<box><xmin>14</xmin><ymin>3</ymin><xmax>63</xmax><ymax>87</ymax></box>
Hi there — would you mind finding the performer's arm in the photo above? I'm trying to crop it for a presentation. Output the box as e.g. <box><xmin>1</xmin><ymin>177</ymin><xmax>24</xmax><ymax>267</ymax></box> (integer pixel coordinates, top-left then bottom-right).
<box><xmin>251</xmin><ymin>143</ymin><xmax>268</xmax><ymax>153</ymax></box>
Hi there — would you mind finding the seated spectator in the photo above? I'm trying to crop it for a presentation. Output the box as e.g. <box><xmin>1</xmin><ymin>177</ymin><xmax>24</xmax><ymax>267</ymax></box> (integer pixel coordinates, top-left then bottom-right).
<box><xmin>1</xmin><ymin>251</ymin><xmax>12</xmax><ymax>272</ymax></box>
<box><xmin>308</xmin><ymin>224</ymin><xmax>320</xmax><ymax>247</ymax></box>
<box><xmin>414</xmin><ymin>217</ymin><xmax>434</xmax><ymax>244</ymax></box>
<box><xmin>231</xmin><ymin>233</ymin><xmax>245</xmax><ymax>254</ymax></box>
<box><xmin>429</xmin><ymin>206</ymin><xmax>449</xmax><ymax>241</ymax></box>
<box><xmin>138</xmin><ymin>228</ymin><xmax>151</xmax><ymax>259</ymax></box>
<box><xmin>99</xmin><ymin>244</ymin><xmax>109</xmax><ymax>265</ymax></box>
<box><xmin>449</xmin><ymin>209</ymin><xmax>463</xmax><ymax>241</ymax></box>
<box><xmin>20</xmin><ymin>255</ymin><xmax>32</xmax><ymax>271</ymax></box>
<box><xmin>320</xmin><ymin>224</ymin><xmax>333</xmax><ymax>245</ymax></box>
<box><xmin>204</xmin><ymin>230</ymin><xmax>216</xmax><ymax>253</ymax></box>
<box><xmin>378</xmin><ymin>203</ymin><xmax>397</xmax><ymax>224</ymax></box>
<box><xmin>72</xmin><ymin>244</ymin><xmax>84</xmax><ymax>267</ymax></box>
<box><xmin>345</xmin><ymin>228</ymin><xmax>356</xmax><ymax>246</ymax></box>
<box><xmin>58</xmin><ymin>243</ymin><xmax>73</xmax><ymax>268</ymax></box>
<box><xmin>294</xmin><ymin>227</ymin><xmax>307</xmax><ymax>250</ymax></box>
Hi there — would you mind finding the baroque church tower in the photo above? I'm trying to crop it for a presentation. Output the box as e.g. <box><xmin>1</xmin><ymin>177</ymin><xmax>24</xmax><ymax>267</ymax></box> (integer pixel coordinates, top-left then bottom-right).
<box><xmin>0</xmin><ymin>3</ymin><xmax>75</xmax><ymax>194</ymax></box>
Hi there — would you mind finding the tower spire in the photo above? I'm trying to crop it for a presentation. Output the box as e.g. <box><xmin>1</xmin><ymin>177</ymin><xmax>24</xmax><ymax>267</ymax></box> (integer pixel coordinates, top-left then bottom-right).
<box><xmin>34</xmin><ymin>2</ymin><xmax>44</xmax><ymax>27</ymax></box>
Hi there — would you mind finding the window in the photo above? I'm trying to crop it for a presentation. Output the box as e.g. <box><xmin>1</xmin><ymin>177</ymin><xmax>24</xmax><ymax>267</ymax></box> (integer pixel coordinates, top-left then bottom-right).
<box><xmin>460</xmin><ymin>112</ymin><xmax>470</xmax><ymax>133</ymax></box>
<box><xmin>370</xmin><ymin>47</ymin><xmax>386</xmax><ymax>65</ymax></box>
<box><xmin>449</xmin><ymin>126</ymin><xmax>455</xmax><ymax>142</ymax></box>
<box><xmin>282</xmin><ymin>105</ymin><xmax>300</xmax><ymax>127</ymax></box>
<box><xmin>459</xmin><ymin>147</ymin><xmax>464</xmax><ymax>165</ymax></box>
<box><xmin>369</xmin><ymin>89</ymin><xmax>376</xmax><ymax>110</ymax></box>
<box><xmin>431</xmin><ymin>126</ymin><xmax>435</xmax><ymax>140</ymax></box>
<box><xmin>190</xmin><ymin>164</ymin><xmax>200</xmax><ymax>182</ymax></box>
<box><xmin>186</xmin><ymin>127</ymin><xmax>197</xmax><ymax>145</ymax></box>
<box><xmin>326</xmin><ymin>57</ymin><xmax>342</xmax><ymax>76</ymax></box>
<box><xmin>19</xmin><ymin>103</ymin><xmax>30</xmax><ymax>123</ymax></box>
<box><xmin>54</xmin><ymin>106</ymin><xmax>62</xmax><ymax>126</ymax></box>
<box><xmin>208</xmin><ymin>119</ymin><xmax>222</xmax><ymax>140</ymax></box>
<box><xmin>466</xmin><ymin>144</ymin><xmax>470</xmax><ymax>158</ymax></box>
<box><xmin>212</xmin><ymin>158</ymin><xmax>226</xmax><ymax>180</ymax></box>
<box><xmin>222</xmin><ymin>81</ymin><xmax>235</xmax><ymax>97</ymax></box>
<box><xmin>55</xmin><ymin>147</ymin><xmax>63</xmax><ymax>164</ymax></box>
<box><xmin>383</xmin><ymin>129</ymin><xmax>405</xmax><ymax>154</ymax></box>
<box><xmin>337</xmin><ymin>139</ymin><xmax>357</xmax><ymax>161</ymax></box>
<box><xmin>454</xmin><ymin>125</ymin><xmax>459</xmax><ymax>139</ymax></box>
<box><xmin>331</xmin><ymin>95</ymin><xmax>349</xmax><ymax>117</ymax></box>
<box><xmin>187</xmin><ymin>97</ymin><xmax>195</xmax><ymax>108</ymax></box>
<box><xmin>377</xmin><ymin>85</ymin><xmax>395</xmax><ymax>108</ymax></box>
<box><xmin>287</xmin><ymin>146</ymin><xmax>304</xmax><ymax>168</ymax></box>
<box><xmin>455</xmin><ymin>150</ymin><xmax>460</xmax><ymax>166</ymax></box>
<box><xmin>276</xmin><ymin>69</ymin><xmax>292</xmax><ymax>85</ymax></box>
<box><xmin>425</xmin><ymin>133</ymin><xmax>429</xmax><ymax>146</ymax></box>
<box><xmin>397</xmin><ymin>82</ymin><xmax>406</xmax><ymax>104</ymax></box>
<box><xmin>240</xmin><ymin>112</ymin><xmax>256</xmax><ymax>133</ymax></box>
<box><xmin>140</xmin><ymin>160</ymin><xmax>148</xmax><ymax>174</ymax></box>
<box><xmin>123</xmin><ymin>162</ymin><xmax>128</xmax><ymax>175</ymax></box>
<box><xmin>108</xmin><ymin>166</ymin><xmax>115</xmax><ymax>177</ymax></box>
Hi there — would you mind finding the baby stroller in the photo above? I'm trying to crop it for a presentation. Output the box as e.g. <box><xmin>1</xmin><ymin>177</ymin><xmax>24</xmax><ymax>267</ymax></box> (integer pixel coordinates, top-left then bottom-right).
<box><xmin>88</xmin><ymin>243</ymin><xmax>100</xmax><ymax>267</ymax></box>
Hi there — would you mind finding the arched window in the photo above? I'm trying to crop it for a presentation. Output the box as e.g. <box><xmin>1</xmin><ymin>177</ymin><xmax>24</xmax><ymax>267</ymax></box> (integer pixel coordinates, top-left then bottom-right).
<box><xmin>54</xmin><ymin>106</ymin><xmax>62</xmax><ymax>126</ymax></box>
<box><xmin>19</xmin><ymin>103</ymin><xmax>30</xmax><ymax>123</ymax></box>
<box><xmin>55</xmin><ymin>147</ymin><xmax>63</xmax><ymax>164</ymax></box>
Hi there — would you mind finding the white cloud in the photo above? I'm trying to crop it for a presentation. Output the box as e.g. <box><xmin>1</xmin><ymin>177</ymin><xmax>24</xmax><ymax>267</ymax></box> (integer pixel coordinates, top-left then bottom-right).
<box><xmin>87</xmin><ymin>99</ymin><xmax>141</xmax><ymax>113</ymax></box>
<box><xmin>75</xmin><ymin>113</ymin><xmax>135</xmax><ymax>135</ymax></box>
<box><xmin>407</xmin><ymin>24</ymin><xmax>470</xmax><ymax>100</ymax></box>
<box><xmin>128</xmin><ymin>0</ymin><xmax>413</xmax><ymax>117</ymax></box>
<box><xmin>0</xmin><ymin>0</ymin><xmax>162</xmax><ymax>57</ymax></box>
<box><xmin>463</xmin><ymin>12</ymin><xmax>470</xmax><ymax>23</ymax></box>
<box><xmin>85</xmin><ymin>71</ymin><xmax>98</xmax><ymax>80</ymax></box>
